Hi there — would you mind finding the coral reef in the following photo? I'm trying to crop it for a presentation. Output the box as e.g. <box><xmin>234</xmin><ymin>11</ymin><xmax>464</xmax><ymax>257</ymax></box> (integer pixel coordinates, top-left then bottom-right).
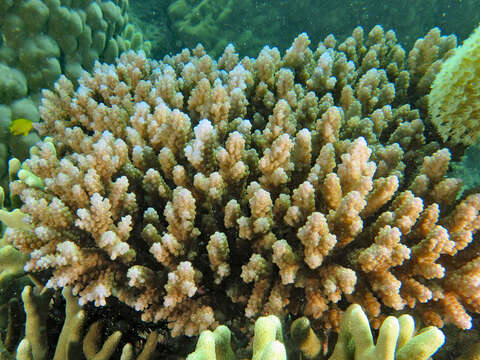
<box><xmin>132</xmin><ymin>0</ymin><xmax>479</xmax><ymax>59</ymax></box>
<box><xmin>187</xmin><ymin>304</ymin><xmax>445</xmax><ymax>360</ymax></box>
<box><xmin>2</xmin><ymin>25</ymin><xmax>480</xmax><ymax>342</ymax></box>
<box><xmin>429</xmin><ymin>24</ymin><xmax>480</xmax><ymax>146</ymax></box>
<box><xmin>329</xmin><ymin>304</ymin><xmax>444</xmax><ymax>360</ymax></box>
<box><xmin>0</xmin><ymin>0</ymin><xmax>149</xmax><ymax>189</ymax></box>
<box><xmin>0</xmin><ymin>285</ymin><xmax>159</xmax><ymax>360</ymax></box>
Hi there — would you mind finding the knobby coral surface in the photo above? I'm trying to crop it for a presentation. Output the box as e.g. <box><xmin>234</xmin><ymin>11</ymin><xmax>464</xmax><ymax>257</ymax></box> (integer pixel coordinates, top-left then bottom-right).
<box><xmin>0</xmin><ymin>0</ymin><xmax>149</xmax><ymax>191</ymax></box>
<box><xmin>429</xmin><ymin>24</ymin><xmax>480</xmax><ymax>146</ymax></box>
<box><xmin>4</xmin><ymin>26</ymin><xmax>480</xmax><ymax>338</ymax></box>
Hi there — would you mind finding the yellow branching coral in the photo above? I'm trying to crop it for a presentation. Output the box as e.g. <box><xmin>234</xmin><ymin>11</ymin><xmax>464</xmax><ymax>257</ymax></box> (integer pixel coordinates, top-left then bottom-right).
<box><xmin>1</xmin><ymin>26</ymin><xmax>478</xmax><ymax>341</ymax></box>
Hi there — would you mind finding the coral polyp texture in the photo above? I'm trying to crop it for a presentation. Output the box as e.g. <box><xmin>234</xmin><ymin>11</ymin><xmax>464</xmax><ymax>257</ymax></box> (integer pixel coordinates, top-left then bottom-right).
<box><xmin>3</xmin><ymin>26</ymin><xmax>480</xmax><ymax>338</ymax></box>
<box><xmin>429</xmin><ymin>24</ymin><xmax>480</xmax><ymax>146</ymax></box>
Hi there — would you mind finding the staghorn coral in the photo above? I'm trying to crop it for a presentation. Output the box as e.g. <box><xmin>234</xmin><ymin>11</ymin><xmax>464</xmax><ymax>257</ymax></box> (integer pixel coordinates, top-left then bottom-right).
<box><xmin>1</xmin><ymin>26</ymin><xmax>479</xmax><ymax>340</ymax></box>
<box><xmin>142</xmin><ymin>0</ymin><xmax>478</xmax><ymax>59</ymax></box>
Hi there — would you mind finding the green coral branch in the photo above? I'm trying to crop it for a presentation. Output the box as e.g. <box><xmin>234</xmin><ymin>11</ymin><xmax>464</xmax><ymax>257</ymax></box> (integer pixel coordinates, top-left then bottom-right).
<box><xmin>329</xmin><ymin>304</ymin><xmax>445</xmax><ymax>360</ymax></box>
<box><xmin>0</xmin><ymin>285</ymin><xmax>159</xmax><ymax>360</ymax></box>
<box><xmin>188</xmin><ymin>304</ymin><xmax>445</xmax><ymax>360</ymax></box>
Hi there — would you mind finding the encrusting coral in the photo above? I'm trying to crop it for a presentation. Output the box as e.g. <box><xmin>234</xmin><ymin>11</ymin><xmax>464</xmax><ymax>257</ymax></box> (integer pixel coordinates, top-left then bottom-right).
<box><xmin>187</xmin><ymin>304</ymin><xmax>445</xmax><ymax>360</ymax></box>
<box><xmin>1</xmin><ymin>24</ymin><xmax>479</xmax><ymax>341</ymax></box>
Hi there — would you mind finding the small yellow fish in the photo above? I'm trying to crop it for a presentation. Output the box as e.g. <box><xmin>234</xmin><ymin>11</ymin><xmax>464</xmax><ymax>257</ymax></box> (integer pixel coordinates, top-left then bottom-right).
<box><xmin>9</xmin><ymin>118</ymin><xmax>34</xmax><ymax>136</ymax></box>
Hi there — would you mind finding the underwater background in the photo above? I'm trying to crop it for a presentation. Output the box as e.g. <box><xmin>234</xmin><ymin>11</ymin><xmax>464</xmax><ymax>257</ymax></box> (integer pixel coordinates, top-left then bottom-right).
<box><xmin>129</xmin><ymin>0</ymin><xmax>480</xmax><ymax>58</ymax></box>
<box><xmin>1</xmin><ymin>0</ymin><xmax>480</xmax><ymax>359</ymax></box>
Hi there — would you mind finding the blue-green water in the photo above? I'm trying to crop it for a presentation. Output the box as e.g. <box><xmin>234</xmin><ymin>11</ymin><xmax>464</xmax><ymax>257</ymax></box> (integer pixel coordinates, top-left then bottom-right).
<box><xmin>129</xmin><ymin>0</ymin><xmax>479</xmax><ymax>59</ymax></box>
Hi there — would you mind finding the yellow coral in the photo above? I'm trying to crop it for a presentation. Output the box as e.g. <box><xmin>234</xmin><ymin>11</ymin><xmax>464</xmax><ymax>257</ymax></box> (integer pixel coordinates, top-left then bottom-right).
<box><xmin>188</xmin><ymin>305</ymin><xmax>445</xmax><ymax>360</ymax></box>
<box><xmin>329</xmin><ymin>304</ymin><xmax>445</xmax><ymax>360</ymax></box>
<box><xmin>429</xmin><ymin>24</ymin><xmax>480</xmax><ymax>145</ymax></box>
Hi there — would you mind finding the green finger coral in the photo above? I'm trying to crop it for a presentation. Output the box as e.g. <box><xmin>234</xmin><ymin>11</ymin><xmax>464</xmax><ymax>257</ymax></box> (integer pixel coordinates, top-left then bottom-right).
<box><xmin>0</xmin><ymin>0</ymin><xmax>150</xmax><ymax>190</ymax></box>
<box><xmin>329</xmin><ymin>304</ymin><xmax>445</xmax><ymax>360</ymax></box>
<box><xmin>187</xmin><ymin>314</ymin><xmax>287</xmax><ymax>360</ymax></box>
<box><xmin>186</xmin><ymin>325</ymin><xmax>235</xmax><ymax>360</ymax></box>
<box><xmin>0</xmin><ymin>285</ymin><xmax>159</xmax><ymax>360</ymax></box>
<box><xmin>188</xmin><ymin>304</ymin><xmax>445</xmax><ymax>360</ymax></box>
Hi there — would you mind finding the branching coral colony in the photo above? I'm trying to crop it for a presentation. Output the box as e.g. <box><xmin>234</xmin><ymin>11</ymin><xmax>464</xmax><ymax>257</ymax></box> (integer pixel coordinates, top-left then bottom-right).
<box><xmin>2</xmin><ymin>25</ymin><xmax>480</xmax><ymax>340</ymax></box>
